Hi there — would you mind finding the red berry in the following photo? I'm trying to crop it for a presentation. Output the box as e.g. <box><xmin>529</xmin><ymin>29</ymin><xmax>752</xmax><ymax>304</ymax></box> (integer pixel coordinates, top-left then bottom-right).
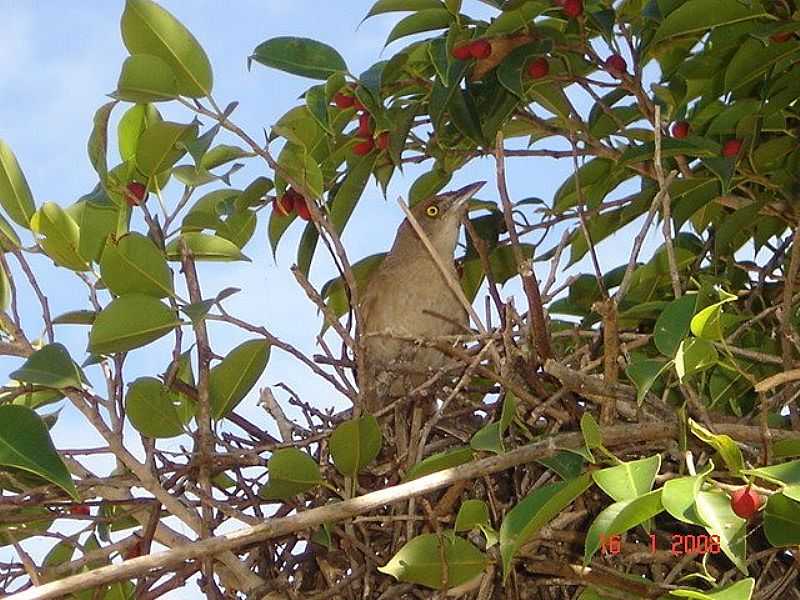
<box><xmin>376</xmin><ymin>131</ymin><xmax>390</xmax><ymax>151</ymax></box>
<box><xmin>293</xmin><ymin>195</ymin><xmax>312</xmax><ymax>221</ymax></box>
<box><xmin>125</xmin><ymin>182</ymin><xmax>147</xmax><ymax>207</ymax></box>
<box><xmin>770</xmin><ymin>31</ymin><xmax>794</xmax><ymax>43</ymax></box>
<box><xmin>730</xmin><ymin>486</ymin><xmax>763</xmax><ymax>519</ymax></box>
<box><xmin>605</xmin><ymin>54</ymin><xmax>627</xmax><ymax>77</ymax></box>
<box><xmin>452</xmin><ymin>43</ymin><xmax>473</xmax><ymax>61</ymax></box>
<box><xmin>526</xmin><ymin>57</ymin><xmax>550</xmax><ymax>79</ymax></box>
<box><xmin>274</xmin><ymin>194</ymin><xmax>294</xmax><ymax>217</ymax></box>
<box><xmin>562</xmin><ymin>0</ymin><xmax>583</xmax><ymax>18</ymax></box>
<box><xmin>469</xmin><ymin>40</ymin><xmax>492</xmax><ymax>60</ymax></box>
<box><xmin>69</xmin><ymin>504</ymin><xmax>91</xmax><ymax>516</ymax></box>
<box><xmin>333</xmin><ymin>92</ymin><xmax>355</xmax><ymax>109</ymax></box>
<box><xmin>357</xmin><ymin>112</ymin><xmax>373</xmax><ymax>138</ymax></box>
<box><xmin>353</xmin><ymin>138</ymin><xmax>375</xmax><ymax>156</ymax></box>
<box><xmin>722</xmin><ymin>138</ymin><xmax>743</xmax><ymax>158</ymax></box>
<box><xmin>671</xmin><ymin>121</ymin><xmax>690</xmax><ymax>139</ymax></box>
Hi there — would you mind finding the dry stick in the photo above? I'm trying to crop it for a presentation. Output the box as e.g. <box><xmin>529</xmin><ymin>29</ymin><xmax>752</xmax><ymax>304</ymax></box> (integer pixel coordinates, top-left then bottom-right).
<box><xmin>291</xmin><ymin>265</ymin><xmax>356</xmax><ymax>351</ymax></box>
<box><xmin>755</xmin><ymin>368</ymin><xmax>800</xmax><ymax>393</ymax></box>
<box><xmin>463</xmin><ymin>218</ymin><xmax>505</xmax><ymax>324</ymax></box>
<box><xmin>653</xmin><ymin>105</ymin><xmax>682</xmax><ymax>299</ymax></box>
<box><xmin>178</xmin><ymin>240</ymin><xmax>216</xmax><ymax>590</ymax></box>
<box><xmin>782</xmin><ymin>225</ymin><xmax>800</xmax><ymax>429</ymax></box>
<box><xmin>494</xmin><ymin>131</ymin><xmax>552</xmax><ymax>361</ymax></box>
<box><xmin>15</xmin><ymin>422</ymin><xmax>798</xmax><ymax>600</ymax></box>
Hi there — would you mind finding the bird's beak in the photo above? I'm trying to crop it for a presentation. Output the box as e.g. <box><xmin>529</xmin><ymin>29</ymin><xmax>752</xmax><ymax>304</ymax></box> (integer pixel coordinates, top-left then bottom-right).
<box><xmin>441</xmin><ymin>181</ymin><xmax>487</xmax><ymax>214</ymax></box>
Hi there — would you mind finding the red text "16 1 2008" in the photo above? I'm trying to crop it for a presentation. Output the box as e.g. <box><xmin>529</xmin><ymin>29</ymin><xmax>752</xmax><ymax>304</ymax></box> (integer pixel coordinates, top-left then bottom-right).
<box><xmin>600</xmin><ymin>533</ymin><xmax>722</xmax><ymax>556</ymax></box>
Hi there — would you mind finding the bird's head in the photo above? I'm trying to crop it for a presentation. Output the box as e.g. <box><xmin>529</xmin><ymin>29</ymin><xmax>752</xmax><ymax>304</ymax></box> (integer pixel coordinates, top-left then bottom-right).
<box><xmin>398</xmin><ymin>181</ymin><xmax>486</xmax><ymax>257</ymax></box>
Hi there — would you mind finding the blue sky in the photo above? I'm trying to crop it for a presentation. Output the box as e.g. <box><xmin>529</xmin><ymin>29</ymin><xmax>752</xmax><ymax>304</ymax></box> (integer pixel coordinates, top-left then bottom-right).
<box><xmin>0</xmin><ymin>1</ymin><xmax>662</xmax><ymax>595</ymax></box>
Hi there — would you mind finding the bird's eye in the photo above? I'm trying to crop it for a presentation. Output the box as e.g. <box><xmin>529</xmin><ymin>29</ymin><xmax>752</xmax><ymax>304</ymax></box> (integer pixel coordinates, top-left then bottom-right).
<box><xmin>425</xmin><ymin>205</ymin><xmax>440</xmax><ymax>218</ymax></box>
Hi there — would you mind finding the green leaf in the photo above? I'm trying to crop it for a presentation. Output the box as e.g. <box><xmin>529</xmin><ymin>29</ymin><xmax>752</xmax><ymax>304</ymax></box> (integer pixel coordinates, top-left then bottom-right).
<box><xmin>330</xmin><ymin>415</ymin><xmax>382</xmax><ymax>477</ymax></box>
<box><xmin>364</xmin><ymin>0</ymin><xmax>443</xmax><ymax>20</ymax></box>
<box><xmin>100</xmin><ymin>232</ymin><xmax>174</xmax><ymax>298</ymax></box>
<box><xmin>405</xmin><ymin>447</ymin><xmax>474</xmax><ymax>481</ymax></box>
<box><xmin>0</xmin><ymin>212</ymin><xmax>21</xmax><ymax>250</ymax></box>
<box><xmin>135</xmin><ymin>121</ymin><xmax>198</xmax><ymax>177</ymax></box>
<box><xmin>651</xmin><ymin>0</ymin><xmax>768</xmax><ymax>44</ymax></box>
<box><xmin>675</xmin><ymin>337</ymin><xmax>718</xmax><ymax>382</ymax></box>
<box><xmin>89</xmin><ymin>294</ymin><xmax>180</xmax><ymax>355</ymax></box>
<box><xmin>743</xmin><ymin>459</ymin><xmax>800</xmax><ymax>486</ymax></box>
<box><xmin>536</xmin><ymin>451</ymin><xmax>585</xmax><ymax>480</ymax></box>
<box><xmin>259</xmin><ymin>448</ymin><xmax>322</xmax><ymax>500</ymax></box>
<box><xmin>276</xmin><ymin>143</ymin><xmax>323</xmax><ymax>200</ymax></box>
<box><xmin>454</xmin><ymin>499</ymin><xmax>491</xmax><ymax>533</ymax></box>
<box><xmin>584</xmin><ymin>490</ymin><xmax>664</xmax><ymax>563</ymax></box>
<box><xmin>330</xmin><ymin>152</ymin><xmax>378</xmax><ymax>234</ymax></box>
<box><xmin>0</xmin><ymin>139</ymin><xmax>36</xmax><ymax>228</ymax></box>
<box><xmin>580</xmin><ymin>413</ymin><xmax>603</xmax><ymax>450</ymax></box>
<box><xmin>385</xmin><ymin>9</ymin><xmax>452</xmax><ymax>46</ymax></box>
<box><xmin>654</xmin><ymin>295</ymin><xmax>697</xmax><ymax>357</ymax></box>
<box><xmin>500</xmin><ymin>473</ymin><xmax>593</xmax><ymax>577</ymax></box>
<box><xmin>378</xmin><ymin>533</ymin><xmax>487</xmax><ymax>590</ymax></box>
<box><xmin>200</xmin><ymin>144</ymin><xmax>252</xmax><ymax>170</ymax></box>
<box><xmin>250</xmin><ymin>37</ymin><xmax>348</xmax><ymax>80</ymax></box>
<box><xmin>30</xmin><ymin>202</ymin><xmax>90</xmax><ymax>271</ymax></box>
<box><xmin>209</xmin><ymin>339</ymin><xmax>270</xmax><ymax>419</ymax></box>
<box><xmin>724</xmin><ymin>37</ymin><xmax>800</xmax><ymax>93</ymax></box>
<box><xmin>689</xmin><ymin>419</ymin><xmax>744</xmax><ymax>475</ymax></box>
<box><xmin>409</xmin><ymin>168</ymin><xmax>451</xmax><ymax>207</ymax></box>
<box><xmin>592</xmin><ymin>455</ymin><xmax>661</xmax><ymax>502</ymax></box>
<box><xmin>76</xmin><ymin>191</ymin><xmax>123</xmax><ymax>263</ymax></box>
<box><xmin>52</xmin><ymin>310</ymin><xmax>97</xmax><ymax>326</ymax></box>
<box><xmin>670</xmin><ymin>578</ymin><xmax>754</xmax><ymax>600</ymax></box>
<box><xmin>0</xmin><ymin>405</ymin><xmax>79</xmax><ymax>500</ymax></box>
<box><xmin>486</xmin><ymin>1</ymin><xmax>548</xmax><ymax>36</ymax></box>
<box><xmin>121</xmin><ymin>0</ymin><xmax>213</xmax><ymax>97</ymax></box>
<box><xmin>695</xmin><ymin>490</ymin><xmax>747</xmax><ymax>574</ymax></box>
<box><xmin>470</xmin><ymin>422</ymin><xmax>505</xmax><ymax>455</ymax></box>
<box><xmin>118</xmin><ymin>103</ymin><xmax>162</xmax><ymax>162</ymax></box>
<box><xmin>321</xmin><ymin>253</ymin><xmax>387</xmax><ymax>324</ymax></box>
<box><xmin>125</xmin><ymin>377</ymin><xmax>189</xmax><ymax>438</ymax></box>
<box><xmin>662</xmin><ymin>474</ymin><xmax>708</xmax><ymax>526</ymax></box>
<box><xmin>165</xmin><ymin>232</ymin><xmax>250</xmax><ymax>262</ymax></box>
<box><xmin>305</xmin><ymin>84</ymin><xmax>332</xmax><ymax>134</ymax></box>
<box><xmin>115</xmin><ymin>54</ymin><xmax>178</xmax><ymax>103</ymax></box>
<box><xmin>626</xmin><ymin>359</ymin><xmax>670</xmax><ymax>405</ymax></box>
<box><xmin>763</xmin><ymin>492</ymin><xmax>800</xmax><ymax>547</ymax></box>
<box><xmin>87</xmin><ymin>101</ymin><xmax>116</xmax><ymax>182</ymax></box>
<box><xmin>10</xmin><ymin>344</ymin><xmax>84</xmax><ymax>390</ymax></box>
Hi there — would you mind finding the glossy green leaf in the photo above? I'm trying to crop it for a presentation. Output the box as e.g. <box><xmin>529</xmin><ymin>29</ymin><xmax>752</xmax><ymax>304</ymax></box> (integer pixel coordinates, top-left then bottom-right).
<box><xmin>385</xmin><ymin>9</ymin><xmax>452</xmax><ymax>46</ymax></box>
<box><xmin>662</xmin><ymin>474</ymin><xmax>707</xmax><ymax>526</ymax></box>
<box><xmin>209</xmin><ymin>339</ymin><xmax>270</xmax><ymax>419</ymax></box>
<box><xmin>364</xmin><ymin>0</ymin><xmax>443</xmax><ymax>20</ymax></box>
<box><xmin>87</xmin><ymin>101</ymin><xmax>116</xmax><ymax>182</ymax></box>
<box><xmin>166</xmin><ymin>232</ymin><xmax>250</xmax><ymax>262</ymax></box>
<box><xmin>30</xmin><ymin>202</ymin><xmax>90</xmax><ymax>271</ymax></box>
<box><xmin>121</xmin><ymin>0</ymin><xmax>213</xmax><ymax>97</ymax></box>
<box><xmin>695</xmin><ymin>490</ymin><xmax>747</xmax><ymax>574</ymax></box>
<box><xmin>654</xmin><ymin>295</ymin><xmax>696</xmax><ymax>357</ymax></box>
<box><xmin>10</xmin><ymin>344</ymin><xmax>84</xmax><ymax>390</ymax></box>
<box><xmin>115</xmin><ymin>54</ymin><xmax>178</xmax><ymax>103</ymax></box>
<box><xmin>0</xmin><ymin>405</ymin><xmax>78</xmax><ymax>500</ymax></box>
<box><xmin>724</xmin><ymin>37</ymin><xmax>800</xmax><ymax>93</ymax></box>
<box><xmin>743</xmin><ymin>459</ymin><xmax>800</xmax><ymax>486</ymax></box>
<box><xmin>536</xmin><ymin>451</ymin><xmax>585</xmax><ymax>480</ymax></box>
<box><xmin>53</xmin><ymin>310</ymin><xmax>97</xmax><ymax>326</ymax></box>
<box><xmin>378</xmin><ymin>533</ymin><xmax>487</xmax><ymax>590</ymax></box>
<box><xmin>330</xmin><ymin>152</ymin><xmax>377</xmax><ymax>234</ymax></box>
<box><xmin>321</xmin><ymin>252</ymin><xmax>386</xmax><ymax>324</ymax></box>
<box><xmin>580</xmin><ymin>413</ymin><xmax>603</xmax><ymax>450</ymax></box>
<box><xmin>584</xmin><ymin>489</ymin><xmax>663</xmax><ymax>563</ymax></box>
<box><xmin>405</xmin><ymin>446</ymin><xmax>474</xmax><ymax>481</ymax></box>
<box><xmin>454</xmin><ymin>499</ymin><xmax>491</xmax><ymax>533</ymax></box>
<box><xmin>259</xmin><ymin>448</ymin><xmax>322</xmax><ymax>500</ymax></box>
<box><xmin>763</xmin><ymin>492</ymin><xmax>800</xmax><ymax>547</ymax></box>
<box><xmin>330</xmin><ymin>415</ymin><xmax>383</xmax><ymax>477</ymax></box>
<box><xmin>625</xmin><ymin>359</ymin><xmax>670</xmax><ymax>405</ymax></box>
<box><xmin>277</xmin><ymin>142</ymin><xmax>323</xmax><ymax>200</ymax></box>
<box><xmin>651</xmin><ymin>0</ymin><xmax>768</xmax><ymax>44</ymax></box>
<box><xmin>100</xmin><ymin>232</ymin><xmax>174</xmax><ymax>297</ymax></box>
<box><xmin>76</xmin><ymin>192</ymin><xmax>122</xmax><ymax>263</ymax></box>
<box><xmin>670</xmin><ymin>578</ymin><xmax>754</xmax><ymax>600</ymax></box>
<box><xmin>0</xmin><ymin>212</ymin><xmax>21</xmax><ymax>250</ymax></box>
<box><xmin>118</xmin><ymin>103</ymin><xmax>162</xmax><ymax>162</ymax></box>
<box><xmin>675</xmin><ymin>337</ymin><xmax>718</xmax><ymax>382</ymax></box>
<box><xmin>500</xmin><ymin>473</ymin><xmax>593</xmax><ymax>576</ymax></box>
<box><xmin>89</xmin><ymin>294</ymin><xmax>180</xmax><ymax>355</ymax></box>
<box><xmin>135</xmin><ymin>120</ymin><xmax>197</xmax><ymax>177</ymax></box>
<box><xmin>592</xmin><ymin>455</ymin><xmax>661</xmax><ymax>502</ymax></box>
<box><xmin>485</xmin><ymin>1</ymin><xmax>547</xmax><ymax>36</ymax></box>
<box><xmin>200</xmin><ymin>144</ymin><xmax>251</xmax><ymax>170</ymax></box>
<box><xmin>0</xmin><ymin>139</ymin><xmax>36</xmax><ymax>228</ymax></box>
<box><xmin>126</xmin><ymin>377</ymin><xmax>189</xmax><ymax>438</ymax></box>
<box><xmin>250</xmin><ymin>37</ymin><xmax>347</xmax><ymax>80</ymax></box>
<box><xmin>689</xmin><ymin>419</ymin><xmax>744</xmax><ymax>474</ymax></box>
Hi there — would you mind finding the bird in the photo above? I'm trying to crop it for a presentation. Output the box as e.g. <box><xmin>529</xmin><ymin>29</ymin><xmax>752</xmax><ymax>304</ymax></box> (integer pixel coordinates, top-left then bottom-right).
<box><xmin>358</xmin><ymin>181</ymin><xmax>486</xmax><ymax>416</ymax></box>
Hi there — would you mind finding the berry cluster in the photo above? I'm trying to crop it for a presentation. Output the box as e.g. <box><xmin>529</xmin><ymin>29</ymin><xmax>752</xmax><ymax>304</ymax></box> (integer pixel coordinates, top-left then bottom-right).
<box><xmin>274</xmin><ymin>187</ymin><xmax>312</xmax><ymax>221</ymax></box>
<box><xmin>332</xmin><ymin>84</ymin><xmax>391</xmax><ymax>157</ymax></box>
